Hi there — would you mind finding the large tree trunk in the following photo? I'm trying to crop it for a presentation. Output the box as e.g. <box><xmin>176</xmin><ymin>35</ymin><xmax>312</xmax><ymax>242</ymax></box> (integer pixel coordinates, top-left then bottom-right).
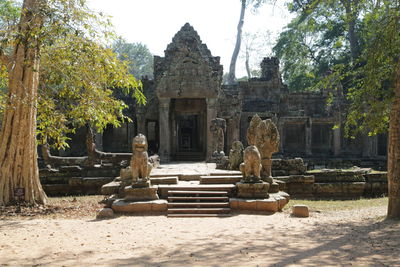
<box><xmin>245</xmin><ymin>50</ymin><xmax>251</xmax><ymax>79</ymax></box>
<box><xmin>387</xmin><ymin>63</ymin><xmax>400</xmax><ymax>219</ymax></box>
<box><xmin>227</xmin><ymin>0</ymin><xmax>246</xmax><ymax>85</ymax></box>
<box><xmin>0</xmin><ymin>0</ymin><xmax>47</xmax><ymax>205</ymax></box>
<box><xmin>341</xmin><ymin>0</ymin><xmax>359</xmax><ymax>61</ymax></box>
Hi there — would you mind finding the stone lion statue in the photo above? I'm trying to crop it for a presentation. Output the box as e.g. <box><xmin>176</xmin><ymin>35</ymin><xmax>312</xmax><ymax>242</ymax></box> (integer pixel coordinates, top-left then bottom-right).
<box><xmin>228</xmin><ymin>141</ymin><xmax>244</xmax><ymax>170</ymax></box>
<box><xmin>240</xmin><ymin>145</ymin><xmax>262</xmax><ymax>183</ymax></box>
<box><xmin>130</xmin><ymin>134</ymin><xmax>152</xmax><ymax>184</ymax></box>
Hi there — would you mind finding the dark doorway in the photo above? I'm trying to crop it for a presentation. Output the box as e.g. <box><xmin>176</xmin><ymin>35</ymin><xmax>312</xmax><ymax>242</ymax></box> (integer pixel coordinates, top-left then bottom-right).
<box><xmin>177</xmin><ymin>115</ymin><xmax>199</xmax><ymax>152</ymax></box>
<box><xmin>146</xmin><ymin>120</ymin><xmax>159</xmax><ymax>155</ymax></box>
<box><xmin>284</xmin><ymin>123</ymin><xmax>306</xmax><ymax>155</ymax></box>
<box><xmin>171</xmin><ymin>98</ymin><xmax>206</xmax><ymax>161</ymax></box>
<box><xmin>312</xmin><ymin>124</ymin><xmax>333</xmax><ymax>154</ymax></box>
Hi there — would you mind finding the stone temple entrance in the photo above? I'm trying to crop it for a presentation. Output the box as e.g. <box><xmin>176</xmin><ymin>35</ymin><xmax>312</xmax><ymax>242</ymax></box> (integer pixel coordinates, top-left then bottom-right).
<box><xmin>172</xmin><ymin>98</ymin><xmax>206</xmax><ymax>161</ymax></box>
<box><xmin>154</xmin><ymin>23</ymin><xmax>223</xmax><ymax>162</ymax></box>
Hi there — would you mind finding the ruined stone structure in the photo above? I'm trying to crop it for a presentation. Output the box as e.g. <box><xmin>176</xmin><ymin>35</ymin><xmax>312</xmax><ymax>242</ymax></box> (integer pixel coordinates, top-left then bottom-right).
<box><xmin>59</xmin><ymin>23</ymin><xmax>387</xmax><ymax>168</ymax></box>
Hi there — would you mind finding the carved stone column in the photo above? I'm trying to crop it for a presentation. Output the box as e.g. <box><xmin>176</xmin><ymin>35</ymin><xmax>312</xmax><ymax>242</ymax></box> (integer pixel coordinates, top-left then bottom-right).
<box><xmin>305</xmin><ymin>118</ymin><xmax>312</xmax><ymax>156</ymax></box>
<box><xmin>158</xmin><ymin>98</ymin><xmax>171</xmax><ymax>162</ymax></box>
<box><xmin>206</xmin><ymin>98</ymin><xmax>218</xmax><ymax>160</ymax></box>
<box><xmin>227</xmin><ymin>115</ymin><xmax>240</xmax><ymax>152</ymax></box>
<box><xmin>333</xmin><ymin>127</ymin><xmax>341</xmax><ymax>156</ymax></box>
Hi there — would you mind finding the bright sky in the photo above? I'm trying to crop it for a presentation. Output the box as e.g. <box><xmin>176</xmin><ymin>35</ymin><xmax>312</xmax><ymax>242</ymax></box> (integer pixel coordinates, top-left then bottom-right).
<box><xmin>87</xmin><ymin>0</ymin><xmax>294</xmax><ymax>77</ymax></box>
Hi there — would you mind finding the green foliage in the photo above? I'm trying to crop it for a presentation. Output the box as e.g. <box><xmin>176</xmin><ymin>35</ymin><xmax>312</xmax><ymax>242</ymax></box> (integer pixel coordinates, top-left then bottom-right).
<box><xmin>344</xmin><ymin>0</ymin><xmax>399</xmax><ymax>136</ymax></box>
<box><xmin>274</xmin><ymin>0</ymin><xmax>354</xmax><ymax>91</ymax></box>
<box><xmin>277</xmin><ymin>0</ymin><xmax>399</xmax><ymax>136</ymax></box>
<box><xmin>0</xmin><ymin>0</ymin><xmax>146</xmax><ymax>149</ymax></box>
<box><xmin>112</xmin><ymin>37</ymin><xmax>153</xmax><ymax>79</ymax></box>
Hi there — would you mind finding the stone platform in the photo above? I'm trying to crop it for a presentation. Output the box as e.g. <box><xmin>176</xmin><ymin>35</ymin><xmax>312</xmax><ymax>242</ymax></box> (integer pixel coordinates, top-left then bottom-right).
<box><xmin>230</xmin><ymin>192</ymin><xmax>290</xmax><ymax>212</ymax></box>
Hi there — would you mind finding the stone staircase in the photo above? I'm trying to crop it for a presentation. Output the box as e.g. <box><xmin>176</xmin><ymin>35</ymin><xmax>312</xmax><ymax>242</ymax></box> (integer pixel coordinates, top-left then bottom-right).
<box><xmin>163</xmin><ymin>185</ymin><xmax>235</xmax><ymax>217</ymax></box>
<box><xmin>199</xmin><ymin>175</ymin><xmax>242</xmax><ymax>184</ymax></box>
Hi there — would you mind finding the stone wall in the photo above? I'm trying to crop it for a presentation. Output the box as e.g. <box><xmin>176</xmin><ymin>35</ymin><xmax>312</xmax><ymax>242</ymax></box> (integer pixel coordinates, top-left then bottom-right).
<box><xmin>275</xmin><ymin>168</ymin><xmax>388</xmax><ymax>199</ymax></box>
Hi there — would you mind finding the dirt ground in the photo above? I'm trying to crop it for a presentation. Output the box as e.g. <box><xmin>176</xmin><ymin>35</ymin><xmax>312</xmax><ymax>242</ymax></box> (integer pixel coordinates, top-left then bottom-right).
<box><xmin>0</xmin><ymin>200</ymin><xmax>399</xmax><ymax>267</ymax></box>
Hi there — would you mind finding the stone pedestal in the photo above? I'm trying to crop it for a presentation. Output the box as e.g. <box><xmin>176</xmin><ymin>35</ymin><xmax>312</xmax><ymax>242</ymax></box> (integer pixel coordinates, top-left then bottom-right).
<box><xmin>269</xmin><ymin>182</ymin><xmax>280</xmax><ymax>193</ymax></box>
<box><xmin>230</xmin><ymin>191</ymin><xmax>290</xmax><ymax>212</ymax></box>
<box><xmin>132</xmin><ymin>179</ymin><xmax>151</xmax><ymax>188</ymax></box>
<box><xmin>124</xmin><ymin>186</ymin><xmax>159</xmax><ymax>201</ymax></box>
<box><xmin>112</xmin><ymin>199</ymin><xmax>167</xmax><ymax>213</ymax></box>
<box><xmin>237</xmin><ymin>182</ymin><xmax>270</xmax><ymax>199</ymax></box>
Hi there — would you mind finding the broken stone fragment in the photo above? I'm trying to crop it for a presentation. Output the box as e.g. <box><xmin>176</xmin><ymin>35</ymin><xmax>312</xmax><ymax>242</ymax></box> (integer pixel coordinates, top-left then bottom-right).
<box><xmin>292</xmin><ymin>204</ymin><xmax>309</xmax><ymax>217</ymax></box>
<box><xmin>96</xmin><ymin>208</ymin><xmax>114</xmax><ymax>219</ymax></box>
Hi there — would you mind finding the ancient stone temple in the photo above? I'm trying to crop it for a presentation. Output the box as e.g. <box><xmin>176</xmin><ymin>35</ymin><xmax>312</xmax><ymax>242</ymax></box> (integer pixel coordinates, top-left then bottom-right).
<box><xmin>59</xmin><ymin>23</ymin><xmax>387</xmax><ymax>168</ymax></box>
<box><xmin>136</xmin><ymin>23</ymin><xmax>223</xmax><ymax>162</ymax></box>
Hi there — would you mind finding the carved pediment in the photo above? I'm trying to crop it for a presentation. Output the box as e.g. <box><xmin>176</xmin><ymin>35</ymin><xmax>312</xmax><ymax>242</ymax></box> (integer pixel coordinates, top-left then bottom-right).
<box><xmin>155</xmin><ymin>23</ymin><xmax>223</xmax><ymax>99</ymax></box>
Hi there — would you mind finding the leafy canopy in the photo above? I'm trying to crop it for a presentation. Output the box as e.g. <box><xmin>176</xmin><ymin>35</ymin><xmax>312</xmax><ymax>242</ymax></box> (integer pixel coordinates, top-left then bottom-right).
<box><xmin>0</xmin><ymin>0</ymin><xmax>146</xmax><ymax>149</ymax></box>
<box><xmin>112</xmin><ymin>37</ymin><xmax>154</xmax><ymax>79</ymax></box>
<box><xmin>275</xmin><ymin>0</ymin><xmax>399</xmax><ymax>137</ymax></box>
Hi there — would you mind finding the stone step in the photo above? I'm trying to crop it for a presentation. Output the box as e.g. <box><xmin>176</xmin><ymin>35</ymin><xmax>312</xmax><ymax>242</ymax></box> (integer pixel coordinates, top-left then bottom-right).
<box><xmin>168</xmin><ymin>190</ymin><xmax>228</xmax><ymax>195</ymax></box>
<box><xmin>168</xmin><ymin>208</ymin><xmax>231</xmax><ymax>214</ymax></box>
<box><xmin>168</xmin><ymin>196</ymin><xmax>229</xmax><ymax>201</ymax></box>
<box><xmin>150</xmin><ymin>176</ymin><xmax>178</xmax><ymax>185</ymax></box>
<box><xmin>209</xmin><ymin>171</ymin><xmax>242</xmax><ymax>176</ymax></box>
<box><xmin>167</xmin><ymin>214</ymin><xmax>232</xmax><ymax>218</ymax></box>
<box><xmin>150</xmin><ymin>174</ymin><xmax>181</xmax><ymax>178</ymax></box>
<box><xmin>200</xmin><ymin>176</ymin><xmax>242</xmax><ymax>184</ymax></box>
<box><xmin>158</xmin><ymin>184</ymin><xmax>235</xmax><ymax>198</ymax></box>
<box><xmin>168</xmin><ymin>202</ymin><xmax>230</xmax><ymax>208</ymax></box>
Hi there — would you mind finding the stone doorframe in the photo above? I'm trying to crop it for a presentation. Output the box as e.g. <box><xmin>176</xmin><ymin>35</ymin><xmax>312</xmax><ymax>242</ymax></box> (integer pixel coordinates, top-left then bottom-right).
<box><xmin>158</xmin><ymin>97</ymin><xmax>218</xmax><ymax>162</ymax></box>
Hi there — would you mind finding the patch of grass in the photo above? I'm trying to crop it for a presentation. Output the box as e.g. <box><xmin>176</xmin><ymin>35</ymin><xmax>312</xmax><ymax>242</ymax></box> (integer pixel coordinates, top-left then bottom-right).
<box><xmin>284</xmin><ymin>197</ymin><xmax>388</xmax><ymax>212</ymax></box>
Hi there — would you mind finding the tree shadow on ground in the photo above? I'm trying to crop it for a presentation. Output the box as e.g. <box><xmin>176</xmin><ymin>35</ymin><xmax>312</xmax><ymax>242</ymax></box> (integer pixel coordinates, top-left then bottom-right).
<box><xmin>2</xmin><ymin>214</ymin><xmax>399</xmax><ymax>266</ymax></box>
<box><xmin>102</xmin><ymin>217</ymin><xmax>400</xmax><ymax>266</ymax></box>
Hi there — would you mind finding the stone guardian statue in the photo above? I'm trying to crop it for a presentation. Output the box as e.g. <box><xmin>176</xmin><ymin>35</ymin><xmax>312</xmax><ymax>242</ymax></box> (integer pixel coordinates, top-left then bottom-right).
<box><xmin>210</xmin><ymin>118</ymin><xmax>226</xmax><ymax>155</ymax></box>
<box><xmin>246</xmin><ymin>115</ymin><xmax>280</xmax><ymax>181</ymax></box>
<box><xmin>130</xmin><ymin>134</ymin><xmax>152</xmax><ymax>185</ymax></box>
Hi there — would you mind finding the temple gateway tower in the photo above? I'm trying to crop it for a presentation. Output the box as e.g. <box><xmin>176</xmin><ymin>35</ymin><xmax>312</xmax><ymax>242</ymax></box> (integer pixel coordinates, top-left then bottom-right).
<box><xmin>154</xmin><ymin>23</ymin><xmax>223</xmax><ymax>162</ymax></box>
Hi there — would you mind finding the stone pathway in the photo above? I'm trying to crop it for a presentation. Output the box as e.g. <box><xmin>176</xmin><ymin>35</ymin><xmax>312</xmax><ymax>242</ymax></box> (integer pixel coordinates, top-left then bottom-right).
<box><xmin>151</xmin><ymin>161</ymin><xmax>240</xmax><ymax>178</ymax></box>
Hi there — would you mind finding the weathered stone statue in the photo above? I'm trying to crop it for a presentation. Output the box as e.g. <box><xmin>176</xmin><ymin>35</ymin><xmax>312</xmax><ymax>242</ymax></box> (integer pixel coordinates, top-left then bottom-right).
<box><xmin>237</xmin><ymin>145</ymin><xmax>270</xmax><ymax>198</ymax></box>
<box><xmin>239</xmin><ymin>145</ymin><xmax>262</xmax><ymax>183</ymax></box>
<box><xmin>228</xmin><ymin>141</ymin><xmax>244</xmax><ymax>170</ymax></box>
<box><xmin>210</xmin><ymin>118</ymin><xmax>226</xmax><ymax>155</ymax></box>
<box><xmin>247</xmin><ymin>114</ymin><xmax>263</xmax><ymax>146</ymax></box>
<box><xmin>130</xmin><ymin>134</ymin><xmax>152</xmax><ymax>185</ymax></box>
<box><xmin>256</xmin><ymin>119</ymin><xmax>280</xmax><ymax>179</ymax></box>
<box><xmin>246</xmin><ymin>115</ymin><xmax>280</xmax><ymax>180</ymax></box>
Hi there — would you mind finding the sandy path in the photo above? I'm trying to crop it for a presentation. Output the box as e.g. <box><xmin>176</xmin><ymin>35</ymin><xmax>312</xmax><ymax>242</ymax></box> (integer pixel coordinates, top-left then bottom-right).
<box><xmin>0</xmin><ymin>206</ymin><xmax>399</xmax><ymax>267</ymax></box>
